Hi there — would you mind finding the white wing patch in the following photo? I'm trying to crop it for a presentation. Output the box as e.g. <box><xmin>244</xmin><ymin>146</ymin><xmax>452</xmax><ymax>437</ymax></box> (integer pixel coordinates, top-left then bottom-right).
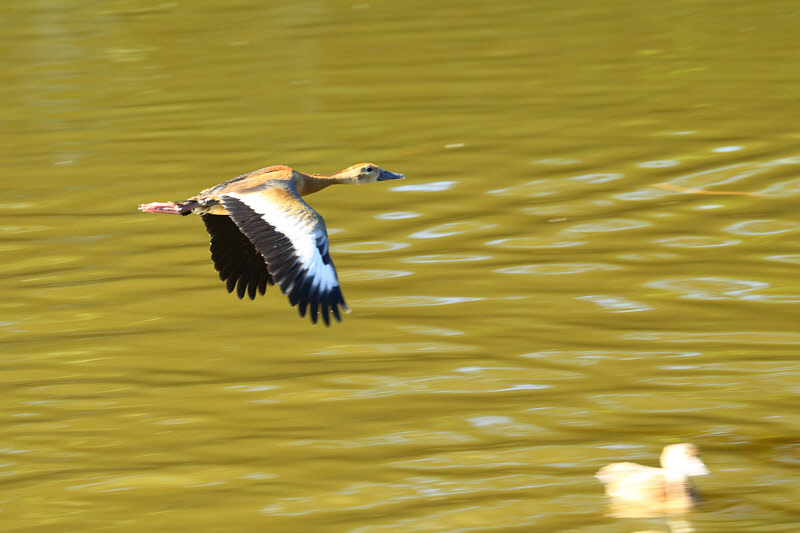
<box><xmin>219</xmin><ymin>186</ymin><xmax>347</xmax><ymax>324</ymax></box>
<box><xmin>227</xmin><ymin>191</ymin><xmax>339</xmax><ymax>293</ymax></box>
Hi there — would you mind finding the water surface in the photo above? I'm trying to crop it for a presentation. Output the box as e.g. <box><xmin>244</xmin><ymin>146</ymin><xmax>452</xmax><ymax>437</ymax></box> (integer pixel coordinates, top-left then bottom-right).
<box><xmin>2</xmin><ymin>1</ymin><xmax>800</xmax><ymax>531</ymax></box>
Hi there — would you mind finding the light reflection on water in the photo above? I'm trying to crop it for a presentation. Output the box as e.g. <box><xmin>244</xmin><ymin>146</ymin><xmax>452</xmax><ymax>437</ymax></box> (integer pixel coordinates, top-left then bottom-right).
<box><xmin>486</xmin><ymin>237</ymin><xmax>588</xmax><ymax>249</ymax></box>
<box><xmin>356</xmin><ymin>296</ymin><xmax>484</xmax><ymax>308</ymax></box>
<box><xmin>338</xmin><ymin>269</ymin><xmax>414</xmax><ymax>281</ymax></box>
<box><xmin>409</xmin><ymin>221</ymin><xmax>497</xmax><ymax>239</ymax></box>
<box><xmin>495</xmin><ymin>263</ymin><xmax>621</xmax><ymax>275</ymax></box>
<box><xmin>332</xmin><ymin>241</ymin><xmax>410</xmax><ymax>253</ymax></box>
<box><xmin>403</xmin><ymin>254</ymin><xmax>492</xmax><ymax>263</ymax></box>
<box><xmin>390</xmin><ymin>181</ymin><xmax>457</xmax><ymax>192</ymax></box>
<box><xmin>576</xmin><ymin>295</ymin><xmax>655</xmax><ymax>313</ymax></box>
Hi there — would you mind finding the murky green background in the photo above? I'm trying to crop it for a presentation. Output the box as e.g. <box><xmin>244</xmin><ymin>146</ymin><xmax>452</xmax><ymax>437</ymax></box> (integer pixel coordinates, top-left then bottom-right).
<box><xmin>2</xmin><ymin>1</ymin><xmax>799</xmax><ymax>531</ymax></box>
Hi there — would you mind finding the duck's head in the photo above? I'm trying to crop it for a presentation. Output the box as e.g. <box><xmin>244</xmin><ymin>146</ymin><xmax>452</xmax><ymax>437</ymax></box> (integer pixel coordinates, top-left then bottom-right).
<box><xmin>343</xmin><ymin>163</ymin><xmax>405</xmax><ymax>185</ymax></box>
<box><xmin>661</xmin><ymin>443</ymin><xmax>710</xmax><ymax>478</ymax></box>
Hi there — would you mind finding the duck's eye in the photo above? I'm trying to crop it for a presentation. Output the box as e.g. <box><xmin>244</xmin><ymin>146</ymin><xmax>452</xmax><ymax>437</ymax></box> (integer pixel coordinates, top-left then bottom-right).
<box><xmin>364</xmin><ymin>166</ymin><xmax>374</xmax><ymax>173</ymax></box>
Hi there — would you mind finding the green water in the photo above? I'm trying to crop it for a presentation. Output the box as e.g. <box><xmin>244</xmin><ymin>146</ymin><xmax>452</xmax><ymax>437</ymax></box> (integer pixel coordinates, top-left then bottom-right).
<box><xmin>2</xmin><ymin>1</ymin><xmax>799</xmax><ymax>531</ymax></box>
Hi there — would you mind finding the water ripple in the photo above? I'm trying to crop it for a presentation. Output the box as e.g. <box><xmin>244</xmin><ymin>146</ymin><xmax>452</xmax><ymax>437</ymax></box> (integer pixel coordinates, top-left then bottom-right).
<box><xmin>358</xmin><ymin>296</ymin><xmax>483</xmax><ymax>307</ymax></box>
<box><xmin>723</xmin><ymin>220</ymin><xmax>800</xmax><ymax>235</ymax></box>
<box><xmin>398</xmin><ymin>325</ymin><xmax>464</xmax><ymax>336</ymax></box>
<box><xmin>653</xmin><ymin>159</ymin><xmax>800</xmax><ymax>197</ymax></box>
<box><xmin>375</xmin><ymin>211</ymin><xmax>422</xmax><ymax>220</ymax></box>
<box><xmin>766</xmin><ymin>254</ymin><xmax>800</xmax><ymax>265</ymax></box>
<box><xmin>521</xmin><ymin>199</ymin><xmax>615</xmax><ymax>216</ymax></box>
<box><xmin>410</xmin><ymin>221</ymin><xmax>496</xmax><ymax>239</ymax></box>
<box><xmin>338</xmin><ymin>269</ymin><xmax>413</xmax><ymax>281</ymax></box>
<box><xmin>297</xmin><ymin>366</ymin><xmax>574</xmax><ymax>401</ymax></box>
<box><xmin>520</xmin><ymin>350</ymin><xmax>701</xmax><ymax>365</ymax></box>
<box><xmin>589</xmin><ymin>393</ymin><xmax>736</xmax><ymax>413</ymax></box>
<box><xmin>495</xmin><ymin>263</ymin><xmax>620</xmax><ymax>275</ymax></box>
<box><xmin>568</xmin><ymin>173</ymin><xmax>624</xmax><ymax>184</ymax></box>
<box><xmin>532</xmin><ymin>158</ymin><xmax>581</xmax><ymax>165</ymax></box>
<box><xmin>468</xmin><ymin>415</ymin><xmax>549</xmax><ymax>436</ymax></box>
<box><xmin>308</xmin><ymin>342</ymin><xmax>475</xmax><ymax>357</ymax></box>
<box><xmin>564</xmin><ymin>218</ymin><xmax>651</xmax><ymax>233</ymax></box>
<box><xmin>762</xmin><ymin>177</ymin><xmax>800</xmax><ymax>197</ymax></box>
<box><xmin>712</xmin><ymin>145</ymin><xmax>744</xmax><ymax>153</ymax></box>
<box><xmin>391</xmin><ymin>181</ymin><xmax>456</xmax><ymax>192</ymax></box>
<box><xmin>638</xmin><ymin>159</ymin><xmax>679</xmax><ymax>168</ymax></box>
<box><xmin>486</xmin><ymin>237</ymin><xmax>585</xmax><ymax>249</ymax></box>
<box><xmin>404</xmin><ymin>254</ymin><xmax>491</xmax><ymax>263</ymax></box>
<box><xmin>576</xmin><ymin>295</ymin><xmax>654</xmax><ymax>313</ymax></box>
<box><xmin>655</xmin><ymin>236</ymin><xmax>741</xmax><ymax>248</ymax></box>
<box><xmin>489</xmin><ymin>174</ymin><xmax>623</xmax><ymax>197</ymax></box>
<box><xmin>647</xmin><ymin>277</ymin><xmax>769</xmax><ymax>300</ymax></box>
<box><xmin>332</xmin><ymin>241</ymin><xmax>409</xmax><ymax>253</ymax></box>
<box><xmin>625</xmin><ymin>331</ymin><xmax>800</xmax><ymax>344</ymax></box>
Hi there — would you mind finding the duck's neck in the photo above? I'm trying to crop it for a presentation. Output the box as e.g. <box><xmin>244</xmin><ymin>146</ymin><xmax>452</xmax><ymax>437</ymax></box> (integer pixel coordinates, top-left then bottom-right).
<box><xmin>295</xmin><ymin>171</ymin><xmax>356</xmax><ymax>196</ymax></box>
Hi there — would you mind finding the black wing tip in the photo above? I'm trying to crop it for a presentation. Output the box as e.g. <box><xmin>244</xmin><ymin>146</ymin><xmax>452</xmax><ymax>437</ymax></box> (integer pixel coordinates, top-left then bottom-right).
<box><xmin>292</xmin><ymin>287</ymin><xmax>348</xmax><ymax>326</ymax></box>
<box><xmin>223</xmin><ymin>276</ymin><xmax>348</xmax><ymax>326</ymax></box>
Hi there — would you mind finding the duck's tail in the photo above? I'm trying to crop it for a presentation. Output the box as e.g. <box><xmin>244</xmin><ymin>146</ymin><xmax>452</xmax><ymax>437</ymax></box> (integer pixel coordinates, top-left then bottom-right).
<box><xmin>138</xmin><ymin>199</ymin><xmax>206</xmax><ymax>216</ymax></box>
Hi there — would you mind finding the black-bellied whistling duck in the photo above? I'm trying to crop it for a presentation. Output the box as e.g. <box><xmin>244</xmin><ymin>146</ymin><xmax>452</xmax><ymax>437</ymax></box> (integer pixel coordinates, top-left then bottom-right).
<box><xmin>139</xmin><ymin>163</ymin><xmax>404</xmax><ymax>326</ymax></box>
<box><xmin>596</xmin><ymin>443</ymin><xmax>710</xmax><ymax>517</ymax></box>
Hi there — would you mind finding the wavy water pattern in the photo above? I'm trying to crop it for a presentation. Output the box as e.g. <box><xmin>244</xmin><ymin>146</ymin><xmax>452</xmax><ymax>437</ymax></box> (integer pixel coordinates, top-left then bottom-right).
<box><xmin>1</xmin><ymin>1</ymin><xmax>799</xmax><ymax>532</ymax></box>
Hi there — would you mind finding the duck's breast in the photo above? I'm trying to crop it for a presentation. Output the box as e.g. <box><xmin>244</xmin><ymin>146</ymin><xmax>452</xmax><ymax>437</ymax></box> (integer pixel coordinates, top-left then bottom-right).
<box><xmin>598</xmin><ymin>463</ymin><xmax>667</xmax><ymax>504</ymax></box>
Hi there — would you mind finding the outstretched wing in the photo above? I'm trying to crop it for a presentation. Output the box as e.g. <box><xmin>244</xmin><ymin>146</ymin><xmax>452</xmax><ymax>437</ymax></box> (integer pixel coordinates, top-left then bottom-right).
<box><xmin>219</xmin><ymin>184</ymin><xmax>349</xmax><ymax>325</ymax></box>
<box><xmin>202</xmin><ymin>213</ymin><xmax>274</xmax><ymax>300</ymax></box>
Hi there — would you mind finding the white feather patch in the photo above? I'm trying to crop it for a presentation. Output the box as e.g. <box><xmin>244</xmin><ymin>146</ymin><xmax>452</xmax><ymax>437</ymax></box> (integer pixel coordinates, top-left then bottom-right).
<box><xmin>225</xmin><ymin>191</ymin><xmax>340</xmax><ymax>295</ymax></box>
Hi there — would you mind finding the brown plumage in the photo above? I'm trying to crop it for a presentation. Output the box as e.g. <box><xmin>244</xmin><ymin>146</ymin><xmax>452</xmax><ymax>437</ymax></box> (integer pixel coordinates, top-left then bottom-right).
<box><xmin>139</xmin><ymin>163</ymin><xmax>404</xmax><ymax>325</ymax></box>
<box><xmin>596</xmin><ymin>443</ymin><xmax>710</xmax><ymax>517</ymax></box>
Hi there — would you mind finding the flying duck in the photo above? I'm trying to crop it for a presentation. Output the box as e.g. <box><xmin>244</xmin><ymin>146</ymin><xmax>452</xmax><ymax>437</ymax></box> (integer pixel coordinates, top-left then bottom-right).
<box><xmin>138</xmin><ymin>163</ymin><xmax>404</xmax><ymax>325</ymax></box>
<box><xmin>596</xmin><ymin>443</ymin><xmax>710</xmax><ymax>517</ymax></box>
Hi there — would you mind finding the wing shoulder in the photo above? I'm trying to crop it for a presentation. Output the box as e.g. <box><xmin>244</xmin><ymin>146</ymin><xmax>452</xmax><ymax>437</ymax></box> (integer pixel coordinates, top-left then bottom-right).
<box><xmin>200</xmin><ymin>166</ymin><xmax>294</xmax><ymax>197</ymax></box>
